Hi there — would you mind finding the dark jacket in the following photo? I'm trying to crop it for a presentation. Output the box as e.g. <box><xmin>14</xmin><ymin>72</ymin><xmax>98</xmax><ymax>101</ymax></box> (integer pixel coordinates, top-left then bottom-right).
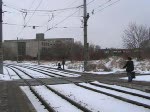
<box><xmin>123</xmin><ymin>60</ymin><xmax>134</xmax><ymax>72</ymax></box>
<box><xmin>62</xmin><ymin>60</ymin><xmax>65</xmax><ymax>65</ymax></box>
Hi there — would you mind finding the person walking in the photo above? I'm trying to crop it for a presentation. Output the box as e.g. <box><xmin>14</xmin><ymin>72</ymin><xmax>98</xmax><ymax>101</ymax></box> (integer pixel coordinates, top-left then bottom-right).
<box><xmin>123</xmin><ymin>57</ymin><xmax>134</xmax><ymax>82</ymax></box>
<box><xmin>62</xmin><ymin>59</ymin><xmax>65</xmax><ymax>70</ymax></box>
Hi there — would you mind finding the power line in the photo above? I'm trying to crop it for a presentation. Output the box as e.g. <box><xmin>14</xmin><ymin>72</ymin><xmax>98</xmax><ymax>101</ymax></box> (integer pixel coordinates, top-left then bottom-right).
<box><xmin>3</xmin><ymin>10</ymin><xmax>81</xmax><ymax>17</ymax></box>
<box><xmin>3</xmin><ymin>0</ymin><xmax>37</xmax><ymax>13</ymax></box>
<box><xmin>3</xmin><ymin>1</ymin><xmax>83</xmax><ymax>31</ymax></box>
<box><xmin>95</xmin><ymin>0</ymin><xmax>112</xmax><ymax>10</ymax></box>
<box><xmin>29</xmin><ymin>0</ymin><xmax>36</xmax><ymax>8</ymax></box>
<box><xmin>91</xmin><ymin>0</ymin><xmax>121</xmax><ymax>15</ymax></box>
<box><xmin>3</xmin><ymin>2</ymin><xmax>82</xmax><ymax>14</ymax></box>
<box><xmin>44</xmin><ymin>9</ymin><xmax>81</xmax><ymax>33</ymax></box>
<box><xmin>87</xmin><ymin>0</ymin><xmax>96</xmax><ymax>5</ymax></box>
<box><xmin>95</xmin><ymin>0</ymin><xmax>120</xmax><ymax>14</ymax></box>
<box><xmin>3</xmin><ymin>3</ymin><xmax>23</xmax><ymax>12</ymax></box>
<box><xmin>24</xmin><ymin>5</ymin><xmax>82</xmax><ymax>13</ymax></box>
<box><xmin>32</xmin><ymin>0</ymin><xmax>82</xmax><ymax>32</ymax></box>
<box><xmin>2</xmin><ymin>22</ymin><xmax>41</xmax><ymax>28</ymax></box>
<box><xmin>43</xmin><ymin>26</ymin><xmax>83</xmax><ymax>29</ymax></box>
<box><xmin>67</xmin><ymin>0</ymin><xmax>79</xmax><ymax>7</ymax></box>
<box><xmin>16</xmin><ymin>0</ymin><xmax>43</xmax><ymax>37</ymax></box>
<box><xmin>3</xmin><ymin>22</ymin><xmax>83</xmax><ymax>29</ymax></box>
<box><xmin>4</xmin><ymin>1</ymin><xmax>83</xmax><ymax>33</ymax></box>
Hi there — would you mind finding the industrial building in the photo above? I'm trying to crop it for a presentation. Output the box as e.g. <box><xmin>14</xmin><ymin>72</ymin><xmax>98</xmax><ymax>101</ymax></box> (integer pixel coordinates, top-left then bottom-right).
<box><xmin>4</xmin><ymin>33</ymin><xmax>74</xmax><ymax>60</ymax></box>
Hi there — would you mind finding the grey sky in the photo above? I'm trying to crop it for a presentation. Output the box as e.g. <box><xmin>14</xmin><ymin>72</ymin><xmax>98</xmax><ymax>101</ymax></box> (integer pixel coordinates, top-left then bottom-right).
<box><xmin>3</xmin><ymin>0</ymin><xmax>150</xmax><ymax>48</ymax></box>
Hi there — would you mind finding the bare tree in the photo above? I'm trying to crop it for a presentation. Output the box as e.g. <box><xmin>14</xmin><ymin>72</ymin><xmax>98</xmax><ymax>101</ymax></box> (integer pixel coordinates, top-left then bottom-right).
<box><xmin>122</xmin><ymin>23</ymin><xmax>149</xmax><ymax>59</ymax></box>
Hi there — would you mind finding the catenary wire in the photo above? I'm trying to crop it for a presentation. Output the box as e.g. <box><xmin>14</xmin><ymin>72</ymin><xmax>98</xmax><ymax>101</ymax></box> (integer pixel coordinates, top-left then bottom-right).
<box><xmin>44</xmin><ymin>8</ymin><xmax>81</xmax><ymax>33</ymax></box>
<box><xmin>94</xmin><ymin>0</ymin><xmax>121</xmax><ymax>15</ymax></box>
<box><xmin>3</xmin><ymin>22</ymin><xmax>83</xmax><ymax>29</ymax></box>
<box><xmin>15</xmin><ymin>0</ymin><xmax>43</xmax><ymax>37</ymax></box>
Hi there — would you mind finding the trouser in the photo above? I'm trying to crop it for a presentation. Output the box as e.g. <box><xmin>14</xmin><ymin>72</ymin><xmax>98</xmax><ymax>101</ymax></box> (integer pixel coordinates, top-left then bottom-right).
<box><xmin>127</xmin><ymin>72</ymin><xmax>132</xmax><ymax>82</ymax></box>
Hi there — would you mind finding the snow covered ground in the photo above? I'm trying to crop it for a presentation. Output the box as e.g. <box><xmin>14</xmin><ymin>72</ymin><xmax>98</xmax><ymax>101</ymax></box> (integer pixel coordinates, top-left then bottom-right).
<box><xmin>1</xmin><ymin>59</ymin><xmax>149</xmax><ymax>112</ymax></box>
<box><xmin>20</xmin><ymin>82</ymin><xmax>150</xmax><ymax>112</ymax></box>
<box><xmin>122</xmin><ymin>75</ymin><xmax>150</xmax><ymax>82</ymax></box>
<box><xmin>38</xmin><ymin>57</ymin><xmax>150</xmax><ymax>74</ymax></box>
<box><xmin>1</xmin><ymin>57</ymin><xmax>150</xmax><ymax>82</ymax></box>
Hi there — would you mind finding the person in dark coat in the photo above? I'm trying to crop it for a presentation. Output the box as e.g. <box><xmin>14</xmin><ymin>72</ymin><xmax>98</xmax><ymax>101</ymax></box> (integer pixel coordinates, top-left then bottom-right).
<box><xmin>123</xmin><ymin>57</ymin><xmax>134</xmax><ymax>82</ymax></box>
<box><xmin>57</xmin><ymin>63</ymin><xmax>62</xmax><ymax>70</ymax></box>
<box><xmin>62</xmin><ymin>59</ymin><xmax>65</xmax><ymax>70</ymax></box>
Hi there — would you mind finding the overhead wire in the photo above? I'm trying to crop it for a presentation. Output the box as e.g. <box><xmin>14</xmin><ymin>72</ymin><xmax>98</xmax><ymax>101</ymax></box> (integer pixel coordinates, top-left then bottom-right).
<box><xmin>35</xmin><ymin>0</ymin><xmax>83</xmax><ymax>32</ymax></box>
<box><xmin>15</xmin><ymin>0</ymin><xmax>43</xmax><ymax>37</ymax></box>
<box><xmin>95</xmin><ymin>0</ymin><xmax>120</xmax><ymax>14</ymax></box>
<box><xmin>3</xmin><ymin>2</ymin><xmax>82</xmax><ymax>14</ymax></box>
<box><xmin>4</xmin><ymin>3</ymin><xmax>83</xmax><ymax>31</ymax></box>
<box><xmin>92</xmin><ymin>0</ymin><xmax>121</xmax><ymax>15</ymax></box>
<box><xmin>2</xmin><ymin>22</ymin><xmax>41</xmax><ymax>27</ymax></box>
<box><xmin>44</xmin><ymin>0</ymin><xmax>84</xmax><ymax>37</ymax></box>
<box><xmin>96</xmin><ymin>0</ymin><xmax>111</xmax><ymax>9</ymax></box>
<box><xmin>21</xmin><ymin>0</ymin><xmax>37</xmax><ymax>29</ymax></box>
<box><xmin>66</xmin><ymin>0</ymin><xmax>79</xmax><ymax>7</ymax></box>
<box><xmin>24</xmin><ymin>5</ymin><xmax>83</xmax><ymax>13</ymax></box>
<box><xmin>87</xmin><ymin>0</ymin><xmax>96</xmax><ymax>5</ymax></box>
<box><xmin>3</xmin><ymin>22</ymin><xmax>82</xmax><ymax>29</ymax></box>
<box><xmin>43</xmin><ymin>0</ymin><xmax>121</xmax><ymax>34</ymax></box>
<box><xmin>41</xmin><ymin>0</ymin><xmax>85</xmax><ymax>35</ymax></box>
<box><xmin>3</xmin><ymin>3</ymin><xmax>23</xmax><ymax>12</ymax></box>
<box><xmin>29</xmin><ymin>0</ymin><xmax>36</xmax><ymax>8</ymax></box>
<box><xmin>3</xmin><ymin>0</ymin><xmax>120</xmax><ymax>39</ymax></box>
<box><xmin>44</xmin><ymin>8</ymin><xmax>82</xmax><ymax>33</ymax></box>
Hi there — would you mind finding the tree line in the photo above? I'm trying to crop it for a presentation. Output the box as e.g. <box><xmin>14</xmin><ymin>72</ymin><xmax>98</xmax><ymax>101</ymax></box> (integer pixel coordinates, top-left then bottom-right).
<box><xmin>122</xmin><ymin>22</ymin><xmax>150</xmax><ymax>59</ymax></box>
<box><xmin>40</xmin><ymin>41</ymin><xmax>105</xmax><ymax>61</ymax></box>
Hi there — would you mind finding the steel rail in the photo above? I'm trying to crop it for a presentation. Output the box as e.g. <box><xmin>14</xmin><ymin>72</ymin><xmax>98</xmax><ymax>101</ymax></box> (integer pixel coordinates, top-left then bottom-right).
<box><xmin>7</xmin><ymin>65</ymin><xmax>92</xmax><ymax>112</ymax></box>
<box><xmin>7</xmin><ymin>66</ymin><xmax>56</xmax><ymax>112</ymax></box>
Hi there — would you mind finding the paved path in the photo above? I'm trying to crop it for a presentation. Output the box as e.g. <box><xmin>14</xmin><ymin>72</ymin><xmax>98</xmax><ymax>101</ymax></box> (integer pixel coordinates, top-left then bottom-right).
<box><xmin>0</xmin><ymin>82</ymin><xmax>36</xmax><ymax>112</ymax></box>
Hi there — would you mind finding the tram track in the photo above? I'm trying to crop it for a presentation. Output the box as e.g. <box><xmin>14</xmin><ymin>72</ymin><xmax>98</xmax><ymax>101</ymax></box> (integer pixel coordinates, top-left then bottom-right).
<box><xmin>17</xmin><ymin>63</ymin><xmax>78</xmax><ymax>77</ymax></box>
<box><xmin>6</xmin><ymin>66</ymin><xmax>55</xmax><ymax>112</ymax></box>
<box><xmin>5</xmin><ymin>64</ymin><xmax>150</xmax><ymax>110</ymax></box>
<box><xmin>33</xmin><ymin>65</ymin><xmax>78</xmax><ymax>76</ymax></box>
<box><xmin>15</xmin><ymin>65</ymin><xmax>67</xmax><ymax>77</ymax></box>
<box><xmin>14</xmin><ymin>64</ymin><xmax>150</xmax><ymax>92</ymax></box>
<box><xmin>5</xmin><ymin>65</ymin><xmax>92</xmax><ymax>112</ymax></box>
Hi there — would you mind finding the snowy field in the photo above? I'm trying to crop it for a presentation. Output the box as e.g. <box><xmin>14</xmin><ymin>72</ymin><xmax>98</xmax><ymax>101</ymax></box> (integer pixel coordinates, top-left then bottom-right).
<box><xmin>20</xmin><ymin>82</ymin><xmax>150</xmax><ymax>112</ymax></box>
<box><xmin>122</xmin><ymin>75</ymin><xmax>150</xmax><ymax>82</ymax></box>
<box><xmin>0</xmin><ymin>59</ymin><xmax>150</xmax><ymax>112</ymax></box>
<box><xmin>1</xmin><ymin>57</ymin><xmax>150</xmax><ymax>82</ymax></box>
<box><xmin>1</xmin><ymin>62</ymin><xmax>81</xmax><ymax>80</ymax></box>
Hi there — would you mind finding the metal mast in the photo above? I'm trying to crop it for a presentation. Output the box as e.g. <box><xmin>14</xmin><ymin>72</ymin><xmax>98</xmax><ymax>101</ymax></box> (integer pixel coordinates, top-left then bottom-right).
<box><xmin>17</xmin><ymin>37</ymin><xmax>19</xmax><ymax>63</ymax></box>
<box><xmin>0</xmin><ymin>0</ymin><xmax>3</xmax><ymax>74</ymax></box>
<box><xmin>38</xmin><ymin>38</ymin><xmax>40</xmax><ymax>65</ymax></box>
<box><xmin>83</xmin><ymin>0</ymin><xmax>89</xmax><ymax>71</ymax></box>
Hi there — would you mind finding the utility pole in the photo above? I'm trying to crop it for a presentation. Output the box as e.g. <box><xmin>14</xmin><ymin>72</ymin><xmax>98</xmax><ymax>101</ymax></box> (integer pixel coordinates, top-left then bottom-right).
<box><xmin>0</xmin><ymin>0</ymin><xmax>3</xmax><ymax>74</ymax></box>
<box><xmin>83</xmin><ymin>0</ymin><xmax>89</xmax><ymax>71</ymax></box>
<box><xmin>38</xmin><ymin>38</ymin><xmax>40</xmax><ymax>65</ymax></box>
<box><xmin>17</xmin><ymin>37</ymin><xmax>18</xmax><ymax>63</ymax></box>
<box><xmin>149</xmin><ymin>28</ymin><xmax>150</xmax><ymax>40</ymax></box>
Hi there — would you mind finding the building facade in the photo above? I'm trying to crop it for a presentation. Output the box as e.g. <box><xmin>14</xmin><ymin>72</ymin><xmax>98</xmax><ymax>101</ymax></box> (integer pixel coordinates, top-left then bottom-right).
<box><xmin>4</xmin><ymin>33</ymin><xmax>74</xmax><ymax>60</ymax></box>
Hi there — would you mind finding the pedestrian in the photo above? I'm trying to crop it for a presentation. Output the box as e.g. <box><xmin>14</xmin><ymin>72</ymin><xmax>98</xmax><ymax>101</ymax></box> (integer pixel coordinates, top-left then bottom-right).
<box><xmin>123</xmin><ymin>57</ymin><xmax>134</xmax><ymax>82</ymax></box>
<box><xmin>57</xmin><ymin>63</ymin><xmax>62</xmax><ymax>70</ymax></box>
<box><xmin>62</xmin><ymin>59</ymin><xmax>65</xmax><ymax>70</ymax></box>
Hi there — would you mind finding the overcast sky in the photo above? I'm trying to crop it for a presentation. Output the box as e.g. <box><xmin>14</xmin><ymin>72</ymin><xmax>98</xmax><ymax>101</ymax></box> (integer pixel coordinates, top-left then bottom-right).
<box><xmin>3</xmin><ymin>0</ymin><xmax>150</xmax><ymax>48</ymax></box>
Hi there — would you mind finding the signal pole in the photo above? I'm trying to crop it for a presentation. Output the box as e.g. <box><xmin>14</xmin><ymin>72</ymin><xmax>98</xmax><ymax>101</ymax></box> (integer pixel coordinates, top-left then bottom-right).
<box><xmin>38</xmin><ymin>38</ymin><xmax>40</xmax><ymax>65</ymax></box>
<box><xmin>0</xmin><ymin>0</ymin><xmax>3</xmax><ymax>74</ymax></box>
<box><xmin>17</xmin><ymin>37</ymin><xmax>19</xmax><ymax>63</ymax></box>
<box><xmin>83</xmin><ymin>0</ymin><xmax>89</xmax><ymax>71</ymax></box>
<box><xmin>149</xmin><ymin>28</ymin><xmax>150</xmax><ymax>40</ymax></box>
